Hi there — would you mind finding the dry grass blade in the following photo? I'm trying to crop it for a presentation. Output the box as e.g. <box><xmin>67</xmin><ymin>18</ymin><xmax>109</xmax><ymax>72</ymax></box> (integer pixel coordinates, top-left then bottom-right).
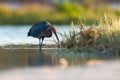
<box><xmin>61</xmin><ymin>14</ymin><xmax>120</xmax><ymax>54</ymax></box>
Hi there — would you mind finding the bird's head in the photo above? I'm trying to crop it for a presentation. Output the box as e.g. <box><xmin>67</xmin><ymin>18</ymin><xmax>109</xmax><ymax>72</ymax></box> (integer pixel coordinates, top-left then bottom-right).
<box><xmin>47</xmin><ymin>25</ymin><xmax>61</xmax><ymax>48</ymax></box>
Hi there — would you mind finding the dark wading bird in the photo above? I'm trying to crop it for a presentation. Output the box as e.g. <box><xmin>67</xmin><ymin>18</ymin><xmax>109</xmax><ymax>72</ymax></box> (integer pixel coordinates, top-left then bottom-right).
<box><xmin>28</xmin><ymin>21</ymin><xmax>60</xmax><ymax>51</ymax></box>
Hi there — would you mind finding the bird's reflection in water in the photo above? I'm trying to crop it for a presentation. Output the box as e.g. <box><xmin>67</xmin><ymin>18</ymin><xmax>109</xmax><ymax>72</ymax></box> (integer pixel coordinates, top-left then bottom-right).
<box><xmin>28</xmin><ymin>50</ymin><xmax>60</xmax><ymax>67</ymax></box>
<box><xmin>28</xmin><ymin>49</ymin><xmax>108</xmax><ymax>67</ymax></box>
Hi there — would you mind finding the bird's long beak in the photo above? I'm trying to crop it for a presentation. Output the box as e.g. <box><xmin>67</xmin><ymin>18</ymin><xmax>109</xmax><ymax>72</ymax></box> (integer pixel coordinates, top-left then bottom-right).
<box><xmin>48</xmin><ymin>25</ymin><xmax>61</xmax><ymax>48</ymax></box>
<box><xmin>54</xmin><ymin>32</ymin><xmax>61</xmax><ymax>48</ymax></box>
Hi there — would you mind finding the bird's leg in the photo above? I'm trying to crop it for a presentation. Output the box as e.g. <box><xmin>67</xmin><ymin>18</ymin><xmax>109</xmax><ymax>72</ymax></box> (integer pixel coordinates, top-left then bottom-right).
<box><xmin>39</xmin><ymin>38</ymin><xmax>42</xmax><ymax>52</ymax></box>
<box><xmin>41</xmin><ymin>37</ymin><xmax>44</xmax><ymax>46</ymax></box>
<box><xmin>39</xmin><ymin>38</ymin><xmax>44</xmax><ymax>52</ymax></box>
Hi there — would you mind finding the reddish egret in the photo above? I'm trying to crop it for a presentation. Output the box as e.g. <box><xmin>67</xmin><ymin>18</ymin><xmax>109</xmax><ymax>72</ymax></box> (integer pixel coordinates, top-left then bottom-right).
<box><xmin>28</xmin><ymin>21</ymin><xmax>60</xmax><ymax>50</ymax></box>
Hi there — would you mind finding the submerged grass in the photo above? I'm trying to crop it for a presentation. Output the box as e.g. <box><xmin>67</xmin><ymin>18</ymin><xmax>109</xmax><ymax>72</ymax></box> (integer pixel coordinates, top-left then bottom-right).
<box><xmin>61</xmin><ymin>14</ymin><xmax>120</xmax><ymax>55</ymax></box>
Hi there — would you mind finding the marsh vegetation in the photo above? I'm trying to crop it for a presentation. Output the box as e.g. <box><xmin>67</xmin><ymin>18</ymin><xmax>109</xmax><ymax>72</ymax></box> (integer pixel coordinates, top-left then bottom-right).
<box><xmin>0</xmin><ymin>2</ymin><xmax>120</xmax><ymax>25</ymax></box>
<box><xmin>61</xmin><ymin>14</ymin><xmax>120</xmax><ymax>55</ymax></box>
<box><xmin>0</xmin><ymin>1</ymin><xmax>120</xmax><ymax>80</ymax></box>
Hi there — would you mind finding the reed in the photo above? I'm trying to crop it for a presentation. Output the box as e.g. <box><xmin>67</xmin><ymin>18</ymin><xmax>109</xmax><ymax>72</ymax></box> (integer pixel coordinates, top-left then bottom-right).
<box><xmin>61</xmin><ymin>14</ymin><xmax>120</xmax><ymax>54</ymax></box>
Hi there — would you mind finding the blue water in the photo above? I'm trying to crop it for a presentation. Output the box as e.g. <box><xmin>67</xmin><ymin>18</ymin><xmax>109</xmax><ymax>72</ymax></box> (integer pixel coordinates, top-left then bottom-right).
<box><xmin>0</xmin><ymin>25</ymin><xmax>120</xmax><ymax>80</ymax></box>
<box><xmin>0</xmin><ymin>25</ymin><xmax>79</xmax><ymax>45</ymax></box>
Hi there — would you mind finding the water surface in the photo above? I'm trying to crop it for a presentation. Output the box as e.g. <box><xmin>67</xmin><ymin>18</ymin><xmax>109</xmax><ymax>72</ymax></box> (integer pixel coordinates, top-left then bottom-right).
<box><xmin>0</xmin><ymin>25</ymin><xmax>79</xmax><ymax>45</ymax></box>
<box><xmin>0</xmin><ymin>25</ymin><xmax>120</xmax><ymax>80</ymax></box>
<box><xmin>0</xmin><ymin>48</ymin><xmax>120</xmax><ymax>80</ymax></box>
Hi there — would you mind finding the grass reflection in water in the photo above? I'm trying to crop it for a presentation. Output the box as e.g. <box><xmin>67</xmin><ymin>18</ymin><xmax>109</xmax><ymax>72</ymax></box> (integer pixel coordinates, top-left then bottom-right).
<box><xmin>0</xmin><ymin>46</ymin><xmax>119</xmax><ymax>70</ymax></box>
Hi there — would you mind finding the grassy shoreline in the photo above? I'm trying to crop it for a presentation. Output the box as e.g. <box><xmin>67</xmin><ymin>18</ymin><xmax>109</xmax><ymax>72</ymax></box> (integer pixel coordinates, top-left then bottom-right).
<box><xmin>61</xmin><ymin>14</ymin><xmax>120</xmax><ymax>55</ymax></box>
<box><xmin>0</xmin><ymin>15</ymin><xmax>120</xmax><ymax>55</ymax></box>
<box><xmin>0</xmin><ymin>3</ymin><xmax>120</xmax><ymax>25</ymax></box>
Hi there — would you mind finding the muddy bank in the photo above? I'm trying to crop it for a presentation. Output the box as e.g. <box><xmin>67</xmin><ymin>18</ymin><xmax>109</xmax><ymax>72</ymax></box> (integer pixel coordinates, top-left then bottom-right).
<box><xmin>0</xmin><ymin>44</ymin><xmax>58</xmax><ymax>49</ymax></box>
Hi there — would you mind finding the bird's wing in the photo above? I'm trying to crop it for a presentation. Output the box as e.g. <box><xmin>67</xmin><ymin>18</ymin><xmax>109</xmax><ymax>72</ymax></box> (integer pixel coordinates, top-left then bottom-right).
<box><xmin>28</xmin><ymin>22</ymin><xmax>48</xmax><ymax>38</ymax></box>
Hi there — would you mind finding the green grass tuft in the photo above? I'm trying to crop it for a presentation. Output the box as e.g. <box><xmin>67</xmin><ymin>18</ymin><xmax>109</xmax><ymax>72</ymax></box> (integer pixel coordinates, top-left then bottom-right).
<box><xmin>61</xmin><ymin>14</ymin><xmax>120</xmax><ymax>54</ymax></box>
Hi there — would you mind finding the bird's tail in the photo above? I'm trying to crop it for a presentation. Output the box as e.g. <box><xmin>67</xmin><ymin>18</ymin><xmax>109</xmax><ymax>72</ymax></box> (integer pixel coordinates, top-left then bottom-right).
<box><xmin>27</xmin><ymin>32</ymin><xmax>30</xmax><ymax>36</ymax></box>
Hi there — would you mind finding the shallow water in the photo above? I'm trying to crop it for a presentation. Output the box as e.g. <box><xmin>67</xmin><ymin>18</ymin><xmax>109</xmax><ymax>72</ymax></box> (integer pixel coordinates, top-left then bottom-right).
<box><xmin>1</xmin><ymin>61</ymin><xmax>120</xmax><ymax>80</ymax></box>
<box><xmin>0</xmin><ymin>47</ymin><xmax>118</xmax><ymax>70</ymax></box>
<box><xmin>0</xmin><ymin>25</ymin><xmax>79</xmax><ymax>45</ymax></box>
<box><xmin>0</xmin><ymin>25</ymin><xmax>120</xmax><ymax>80</ymax></box>
<box><xmin>0</xmin><ymin>48</ymin><xmax>120</xmax><ymax>80</ymax></box>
